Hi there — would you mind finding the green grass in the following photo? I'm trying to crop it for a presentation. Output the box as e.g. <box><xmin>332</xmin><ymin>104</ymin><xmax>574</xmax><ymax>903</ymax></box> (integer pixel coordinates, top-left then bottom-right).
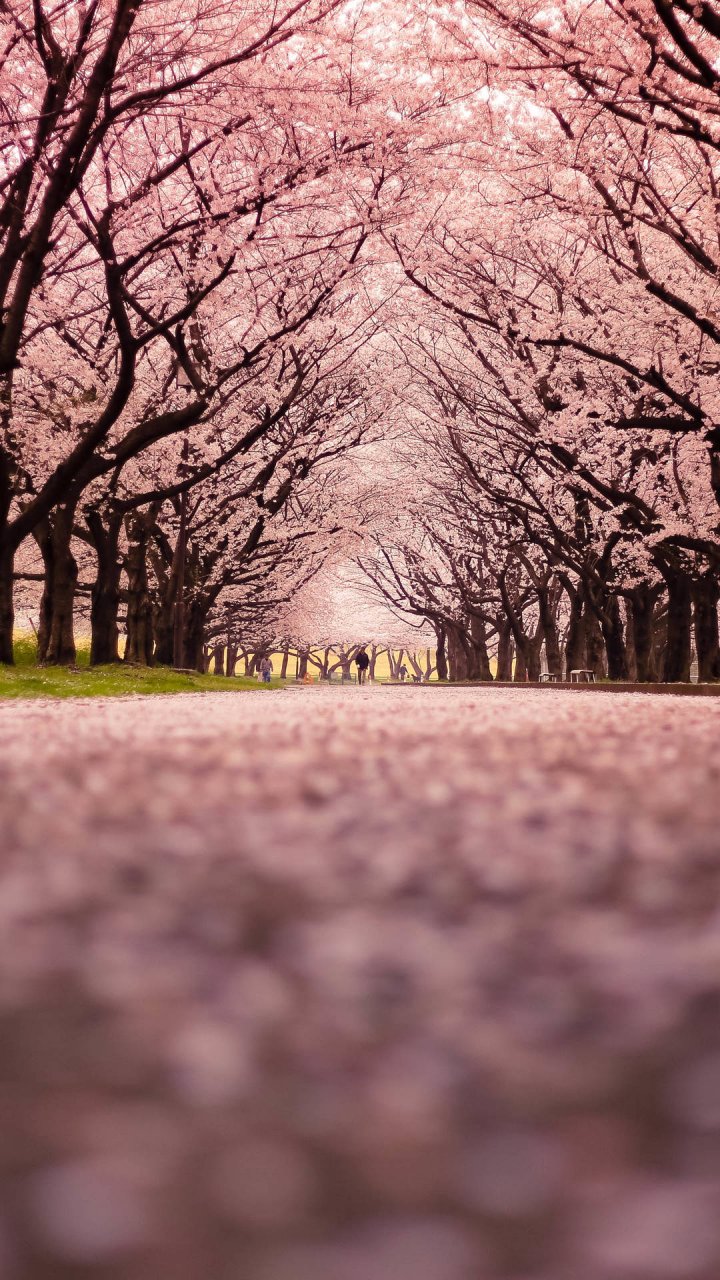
<box><xmin>1</xmin><ymin>638</ymin><xmax>280</xmax><ymax>699</ymax></box>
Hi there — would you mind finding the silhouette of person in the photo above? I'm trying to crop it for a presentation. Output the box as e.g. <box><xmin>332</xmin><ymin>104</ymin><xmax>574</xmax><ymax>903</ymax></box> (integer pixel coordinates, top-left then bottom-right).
<box><xmin>355</xmin><ymin>647</ymin><xmax>370</xmax><ymax>685</ymax></box>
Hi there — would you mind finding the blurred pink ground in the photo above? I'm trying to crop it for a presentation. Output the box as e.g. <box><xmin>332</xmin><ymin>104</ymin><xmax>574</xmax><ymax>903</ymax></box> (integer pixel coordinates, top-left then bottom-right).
<box><xmin>1</xmin><ymin>686</ymin><xmax>720</xmax><ymax>1280</ymax></box>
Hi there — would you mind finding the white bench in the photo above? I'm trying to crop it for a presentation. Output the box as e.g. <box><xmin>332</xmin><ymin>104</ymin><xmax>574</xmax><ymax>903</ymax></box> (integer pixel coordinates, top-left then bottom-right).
<box><xmin>570</xmin><ymin>669</ymin><xmax>596</xmax><ymax>683</ymax></box>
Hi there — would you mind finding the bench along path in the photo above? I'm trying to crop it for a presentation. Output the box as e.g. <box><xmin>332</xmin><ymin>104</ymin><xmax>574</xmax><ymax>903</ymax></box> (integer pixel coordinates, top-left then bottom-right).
<box><xmin>2</xmin><ymin>687</ymin><xmax>720</xmax><ymax>1280</ymax></box>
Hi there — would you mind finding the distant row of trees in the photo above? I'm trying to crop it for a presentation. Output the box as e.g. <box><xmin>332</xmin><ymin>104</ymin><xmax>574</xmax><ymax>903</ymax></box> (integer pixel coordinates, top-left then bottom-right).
<box><xmin>364</xmin><ymin>409</ymin><xmax>718</xmax><ymax>683</ymax></box>
<box><xmin>15</xmin><ymin>350</ymin><xmax>381</xmax><ymax>670</ymax></box>
<box><xmin>201</xmin><ymin>641</ymin><xmax>436</xmax><ymax>681</ymax></box>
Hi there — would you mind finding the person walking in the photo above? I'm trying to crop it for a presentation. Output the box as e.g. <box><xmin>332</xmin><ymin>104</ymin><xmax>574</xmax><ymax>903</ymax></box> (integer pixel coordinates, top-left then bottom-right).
<box><xmin>354</xmin><ymin>647</ymin><xmax>370</xmax><ymax>685</ymax></box>
<box><xmin>259</xmin><ymin>655</ymin><xmax>273</xmax><ymax>683</ymax></box>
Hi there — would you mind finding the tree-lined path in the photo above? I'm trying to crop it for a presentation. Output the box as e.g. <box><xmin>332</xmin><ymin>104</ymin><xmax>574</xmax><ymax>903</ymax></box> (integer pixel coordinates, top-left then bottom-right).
<box><xmin>3</xmin><ymin>4</ymin><xmax>720</xmax><ymax>1276</ymax></box>
<box><xmin>4</xmin><ymin>0</ymin><xmax>720</xmax><ymax>681</ymax></box>
<box><xmin>2</xmin><ymin>687</ymin><xmax>720</xmax><ymax>1279</ymax></box>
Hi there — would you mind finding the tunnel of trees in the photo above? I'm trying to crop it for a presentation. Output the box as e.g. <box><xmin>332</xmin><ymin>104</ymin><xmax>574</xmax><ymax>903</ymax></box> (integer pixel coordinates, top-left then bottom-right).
<box><xmin>2</xmin><ymin>0</ymin><xmax>720</xmax><ymax>680</ymax></box>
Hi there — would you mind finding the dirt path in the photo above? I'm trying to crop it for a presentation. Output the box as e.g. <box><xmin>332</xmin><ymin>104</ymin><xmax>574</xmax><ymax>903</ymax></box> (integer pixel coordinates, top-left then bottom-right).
<box><xmin>2</xmin><ymin>687</ymin><xmax>720</xmax><ymax>1280</ymax></box>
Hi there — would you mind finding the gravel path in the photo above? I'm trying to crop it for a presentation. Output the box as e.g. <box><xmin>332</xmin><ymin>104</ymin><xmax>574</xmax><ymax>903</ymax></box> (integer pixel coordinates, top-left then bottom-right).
<box><xmin>2</xmin><ymin>686</ymin><xmax>720</xmax><ymax>1280</ymax></box>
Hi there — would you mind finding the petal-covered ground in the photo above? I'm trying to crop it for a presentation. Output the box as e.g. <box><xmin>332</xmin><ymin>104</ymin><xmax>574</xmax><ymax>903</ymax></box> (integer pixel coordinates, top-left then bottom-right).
<box><xmin>2</xmin><ymin>686</ymin><xmax>720</xmax><ymax>1280</ymax></box>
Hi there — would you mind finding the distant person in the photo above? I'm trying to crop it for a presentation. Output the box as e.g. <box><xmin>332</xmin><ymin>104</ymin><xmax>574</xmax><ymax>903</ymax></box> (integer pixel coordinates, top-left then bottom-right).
<box><xmin>355</xmin><ymin>647</ymin><xmax>370</xmax><ymax>685</ymax></box>
<box><xmin>399</xmin><ymin>663</ymin><xmax>408</xmax><ymax>682</ymax></box>
<box><xmin>259</xmin><ymin>656</ymin><xmax>273</xmax><ymax>683</ymax></box>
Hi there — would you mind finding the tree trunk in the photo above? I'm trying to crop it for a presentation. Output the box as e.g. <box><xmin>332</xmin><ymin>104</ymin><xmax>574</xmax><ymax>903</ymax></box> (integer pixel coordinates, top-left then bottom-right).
<box><xmin>186</xmin><ymin>627</ymin><xmax>206</xmax><ymax>673</ymax></box>
<box><xmin>298</xmin><ymin>650</ymin><xmax>309</xmax><ymax>679</ymax></box>
<box><xmin>663</xmin><ymin>570</ymin><xmax>692</xmax><ymax>683</ymax></box>
<box><xmin>435</xmin><ymin>625</ymin><xmax>448</xmax><ymax>681</ymax></box>
<box><xmin>369</xmin><ymin>646</ymin><xmax>381</xmax><ymax>680</ymax></box>
<box><xmin>87</xmin><ymin>510</ymin><xmax>122</xmax><ymax>665</ymax></box>
<box><xmin>447</xmin><ymin>625</ymin><xmax>469</xmax><ymax>681</ymax></box>
<box><xmin>650</xmin><ymin>608</ymin><xmax>667</xmax><ymax>683</ymax></box>
<box><xmin>280</xmin><ymin>647</ymin><xmax>290</xmax><ymax>679</ymax></box>
<box><xmin>35</xmin><ymin>502</ymin><xmax>78</xmax><ymax>665</ymax></box>
<box><xmin>624</xmin><ymin>598</ymin><xmax>638</xmax><ymax>682</ymax></box>
<box><xmin>146</xmin><ymin>523</ymin><xmax>176</xmax><ymax>666</ymax></box>
<box><xmin>226</xmin><ymin>644</ymin><xmax>238</xmax><ymax>677</ymax></box>
<box><xmin>692</xmin><ymin>576</ymin><xmax>720</xmax><ymax>682</ymax></box>
<box><xmin>628</xmin><ymin>585</ymin><xmax>659</xmax><ymax>683</ymax></box>
<box><xmin>600</xmin><ymin>593</ymin><xmax>629</xmax><ymax>681</ymax></box>
<box><xmin>185</xmin><ymin>599</ymin><xmax>210</xmax><ymax>673</ymax></box>
<box><xmin>210</xmin><ymin>644</ymin><xmax>224</xmax><ymax>675</ymax></box>
<box><xmin>173</xmin><ymin>488</ymin><xmax>189</xmax><ymax>671</ymax></box>
<box><xmin>124</xmin><ymin>514</ymin><xmax>154</xmax><ymax>666</ymax></box>
<box><xmin>538</xmin><ymin>587</ymin><xmax>561</xmax><ymax>675</ymax></box>
<box><xmin>470</xmin><ymin>615</ymin><xmax>493</xmax><ymax>681</ymax></box>
<box><xmin>0</xmin><ymin>540</ymin><xmax>14</xmax><ymax>664</ymax></box>
<box><xmin>153</xmin><ymin>597</ymin><xmax>175</xmax><ymax>665</ymax></box>
<box><xmin>34</xmin><ymin>517</ymin><xmax>52</xmax><ymax>661</ymax></box>
<box><xmin>514</xmin><ymin>645</ymin><xmax>527</xmax><ymax>682</ymax></box>
<box><xmin>510</xmin><ymin>623</ymin><xmax>541</xmax><ymax>681</ymax></box>
<box><xmin>563</xmin><ymin>583</ymin><xmax>585</xmax><ymax>678</ymax></box>
<box><xmin>499</xmin><ymin>575</ymin><xmax>539</xmax><ymax>680</ymax></box>
<box><xmin>585</xmin><ymin>606</ymin><xmax>607</xmax><ymax>678</ymax></box>
<box><xmin>406</xmin><ymin>651</ymin><xmax>423</xmax><ymax>680</ymax></box>
<box><xmin>446</xmin><ymin>630</ymin><xmax>459</xmax><ymax>680</ymax></box>
<box><xmin>496</xmin><ymin>620</ymin><xmax>513</xmax><ymax>681</ymax></box>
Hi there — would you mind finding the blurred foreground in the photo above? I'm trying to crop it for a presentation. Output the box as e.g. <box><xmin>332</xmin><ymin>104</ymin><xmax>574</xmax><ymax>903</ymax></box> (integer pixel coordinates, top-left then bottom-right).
<box><xmin>1</xmin><ymin>687</ymin><xmax>720</xmax><ymax>1280</ymax></box>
